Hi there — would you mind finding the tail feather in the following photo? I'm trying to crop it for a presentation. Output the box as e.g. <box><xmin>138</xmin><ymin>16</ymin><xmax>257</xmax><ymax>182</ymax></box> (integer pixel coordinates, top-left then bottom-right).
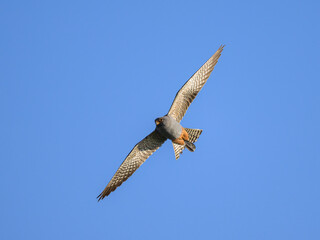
<box><xmin>185</xmin><ymin>140</ymin><xmax>196</xmax><ymax>152</ymax></box>
<box><xmin>184</xmin><ymin>128</ymin><xmax>203</xmax><ymax>143</ymax></box>
<box><xmin>172</xmin><ymin>128</ymin><xmax>203</xmax><ymax>160</ymax></box>
<box><xmin>172</xmin><ymin>143</ymin><xmax>184</xmax><ymax>160</ymax></box>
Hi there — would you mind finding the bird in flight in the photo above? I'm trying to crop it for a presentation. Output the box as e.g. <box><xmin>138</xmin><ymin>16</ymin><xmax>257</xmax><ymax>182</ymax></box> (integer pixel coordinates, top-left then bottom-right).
<box><xmin>97</xmin><ymin>45</ymin><xmax>224</xmax><ymax>200</ymax></box>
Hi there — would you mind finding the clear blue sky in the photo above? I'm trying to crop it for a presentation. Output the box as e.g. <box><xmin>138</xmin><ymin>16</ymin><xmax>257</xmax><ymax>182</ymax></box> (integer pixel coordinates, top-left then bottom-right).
<box><xmin>1</xmin><ymin>1</ymin><xmax>319</xmax><ymax>239</ymax></box>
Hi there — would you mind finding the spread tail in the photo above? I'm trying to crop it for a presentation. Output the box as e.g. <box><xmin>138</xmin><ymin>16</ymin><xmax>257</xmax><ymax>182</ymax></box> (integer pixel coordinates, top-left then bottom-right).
<box><xmin>172</xmin><ymin>128</ymin><xmax>203</xmax><ymax>160</ymax></box>
<box><xmin>184</xmin><ymin>128</ymin><xmax>203</xmax><ymax>143</ymax></box>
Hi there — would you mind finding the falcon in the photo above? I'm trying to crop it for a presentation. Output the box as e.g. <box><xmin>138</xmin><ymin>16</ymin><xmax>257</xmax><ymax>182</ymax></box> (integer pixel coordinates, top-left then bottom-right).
<box><xmin>97</xmin><ymin>45</ymin><xmax>224</xmax><ymax>200</ymax></box>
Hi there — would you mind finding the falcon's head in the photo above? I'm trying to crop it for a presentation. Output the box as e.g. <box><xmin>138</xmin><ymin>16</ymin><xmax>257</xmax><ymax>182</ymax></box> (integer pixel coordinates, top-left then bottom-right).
<box><xmin>155</xmin><ymin>117</ymin><xmax>163</xmax><ymax>126</ymax></box>
<box><xmin>155</xmin><ymin>116</ymin><xmax>171</xmax><ymax>126</ymax></box>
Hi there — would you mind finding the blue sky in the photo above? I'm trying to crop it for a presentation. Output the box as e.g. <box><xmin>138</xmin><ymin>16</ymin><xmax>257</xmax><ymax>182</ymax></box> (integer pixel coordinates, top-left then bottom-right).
<box><xmin>1</xmin><ymin>0</ymin><xmax>320</xmax><ymax>239</ymax></box>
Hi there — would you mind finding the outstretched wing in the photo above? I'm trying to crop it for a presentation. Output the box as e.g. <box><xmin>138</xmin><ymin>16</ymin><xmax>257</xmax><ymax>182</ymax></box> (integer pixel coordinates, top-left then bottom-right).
<box><xmin>167</xmin><ymin>45</ymin><xmax>224</xmax><ymax>122</ymax></box>
<box><xmin>97</xmin><ymin>130</ymin><xmax>166</xmax><ymax>200</ymax></box>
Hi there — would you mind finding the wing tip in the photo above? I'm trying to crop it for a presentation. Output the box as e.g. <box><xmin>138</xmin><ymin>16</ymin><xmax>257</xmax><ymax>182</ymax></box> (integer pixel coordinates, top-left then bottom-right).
<box><xmin>208</xmin><ymin>44</ymin><xmax>225</xmax><ymax>65</ymax></box>
<box><xmin>97</xmin><ymin>192</ymin><xmax>106</xmax><ymax>202</ymax></box>
<box><xmin>216</xmin><ymin>44</ymin><xmax>225</xmax><ymax>55</ymax></box>
<box><xmin>97</xmin><ymin>187</ymin><xmax>113</xmax><ymax>201</ymax></box>
<box><xmin>97</xmin><ymin>193</ymin><xmax>103</xmax><ymax>202</ymax></box>
<box><xmin>219</xmin><ymin>44</ymin><xmax>226</xmax><ymax>50</ymax></box>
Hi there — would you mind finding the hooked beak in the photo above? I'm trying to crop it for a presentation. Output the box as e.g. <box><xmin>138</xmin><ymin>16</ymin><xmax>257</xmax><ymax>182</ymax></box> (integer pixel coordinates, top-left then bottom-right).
<box><xmin>155</xmin><ymin>118</ymin><xmax>161</xmax><ymax>125</ymax></box>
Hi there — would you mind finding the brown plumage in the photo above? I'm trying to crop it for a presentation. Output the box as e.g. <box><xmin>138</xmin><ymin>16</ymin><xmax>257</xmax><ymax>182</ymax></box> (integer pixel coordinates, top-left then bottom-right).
<box><xmin>168</xmin><ymin>45</ymin><xmax>224</xmax><ymax>122</ymax></box>
<box><xmin>97</xmin><ymin>131</ymin><xmax>166</xmax><ymax>200</ymax></box>
<box><xmin>172</xmin><ymin>128</ymin><xmax>203</xmax><ymax>160</ymax></box>
<box><xmin>172</xmin><ymin>127</ymin><xmax>189</xmax><ymax>145</ymax></box>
